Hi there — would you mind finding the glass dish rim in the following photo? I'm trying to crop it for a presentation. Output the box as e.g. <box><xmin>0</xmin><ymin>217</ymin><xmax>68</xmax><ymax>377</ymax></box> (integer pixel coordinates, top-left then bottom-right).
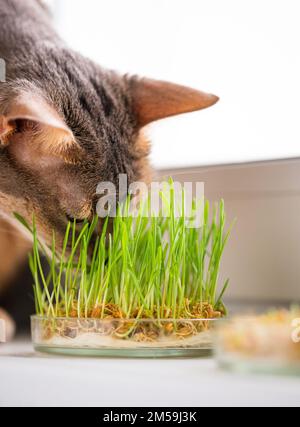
<box><xmin>31</xmin><ymin>314</ymin><xmax>221</xmax><ymax>323</ymax></box>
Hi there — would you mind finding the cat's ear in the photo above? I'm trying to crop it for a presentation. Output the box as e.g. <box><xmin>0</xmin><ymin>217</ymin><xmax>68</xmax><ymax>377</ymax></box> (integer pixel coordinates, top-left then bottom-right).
<box><xmin>0</xmin><ymin>92</ymin><xmax>82</xmax><ymax>164</ymax></box>
<box><xmin>128</xmin><ymin>77</ymin><xmax>219</xmax><ymax>127</ymax></box>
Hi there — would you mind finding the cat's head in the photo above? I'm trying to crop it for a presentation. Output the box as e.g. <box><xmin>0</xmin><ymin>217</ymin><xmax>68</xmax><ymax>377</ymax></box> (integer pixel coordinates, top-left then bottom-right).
<box><xmin>0</xmin><ymin>51</ymin><xmax>218</xmax><ymax>247</ymax></box>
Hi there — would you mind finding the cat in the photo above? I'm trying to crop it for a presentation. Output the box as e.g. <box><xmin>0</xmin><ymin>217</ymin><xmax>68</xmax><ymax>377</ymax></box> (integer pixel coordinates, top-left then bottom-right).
<box><xmin>0</xmin><ymin>0</ymin><xmax>218</xmax><ymax>339</ymax></box>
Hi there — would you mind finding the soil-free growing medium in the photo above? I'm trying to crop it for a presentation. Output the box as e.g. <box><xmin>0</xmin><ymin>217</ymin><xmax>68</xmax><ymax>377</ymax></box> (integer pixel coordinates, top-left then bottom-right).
<box><xmin>19</xmin><ymin>183</ymin><xmax>233</xmax><ymax>357</ymax></box>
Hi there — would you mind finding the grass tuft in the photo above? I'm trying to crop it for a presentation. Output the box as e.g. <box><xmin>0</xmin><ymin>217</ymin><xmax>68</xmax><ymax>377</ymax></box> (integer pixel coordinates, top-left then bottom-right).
<box><xmin>18</xmin><ymin>181</ymin><xmax>233</xmax><ymax>321</ymax></box>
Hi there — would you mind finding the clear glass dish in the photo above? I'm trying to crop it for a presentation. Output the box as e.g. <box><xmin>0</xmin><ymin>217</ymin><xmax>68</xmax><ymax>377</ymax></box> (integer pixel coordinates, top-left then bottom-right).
<box><xmin>31</xmin><ymin>315</ymin><xmax>219</xmax><ymax>358</ymax></box>
<box><xmin>215</xmin><ymin>315</ymin><xmax>300</xmax><ymax>376</ymax></box>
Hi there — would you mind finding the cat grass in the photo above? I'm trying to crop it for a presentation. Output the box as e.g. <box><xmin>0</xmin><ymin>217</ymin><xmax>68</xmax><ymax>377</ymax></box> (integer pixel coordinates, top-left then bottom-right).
<box><xmin>17</xmin><ymin>182</ymin><xmax>233</xmax><ymax>343</ymax></box>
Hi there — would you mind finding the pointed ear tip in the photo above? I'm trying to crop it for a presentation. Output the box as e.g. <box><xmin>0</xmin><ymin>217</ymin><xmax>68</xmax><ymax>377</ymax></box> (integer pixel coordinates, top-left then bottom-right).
<box><xmin>207</xmin><ymin>93</ymin><xmax>219</xmax><ymax>106</ymax></box>
<box><xmin>195</xmin><ymin>92</ymin><xmax>219</xmax><ymax>109</ymax></box>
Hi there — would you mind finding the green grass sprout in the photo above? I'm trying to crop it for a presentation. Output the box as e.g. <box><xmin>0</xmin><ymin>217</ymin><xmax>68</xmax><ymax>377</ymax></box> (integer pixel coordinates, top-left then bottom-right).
<box><xmin>18</xmin><ymin>180</ymin><xmax>233</xmax><ymax>321</ymax></box>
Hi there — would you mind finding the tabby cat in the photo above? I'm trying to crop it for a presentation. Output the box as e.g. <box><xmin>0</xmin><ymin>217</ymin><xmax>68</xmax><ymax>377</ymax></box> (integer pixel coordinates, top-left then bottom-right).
<box><xmin>0</xmin><ymin>0</ymin><xmax>218</xmax><ymax>339</ymax></box>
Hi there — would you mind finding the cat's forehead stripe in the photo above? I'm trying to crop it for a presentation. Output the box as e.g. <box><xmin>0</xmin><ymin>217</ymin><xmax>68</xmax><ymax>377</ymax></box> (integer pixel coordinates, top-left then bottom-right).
<box><xmin>90</xmin><ymin>80</ymin><xmax>114</xmax><ymax>118</ymax></box>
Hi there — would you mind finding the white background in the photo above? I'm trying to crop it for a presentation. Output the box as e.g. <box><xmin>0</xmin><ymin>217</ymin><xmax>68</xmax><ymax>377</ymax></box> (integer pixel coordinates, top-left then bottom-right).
<box><xmin>51</xmin><ymin>0</ymin><xmax>300</xmax><ymax>169</ymax></box>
